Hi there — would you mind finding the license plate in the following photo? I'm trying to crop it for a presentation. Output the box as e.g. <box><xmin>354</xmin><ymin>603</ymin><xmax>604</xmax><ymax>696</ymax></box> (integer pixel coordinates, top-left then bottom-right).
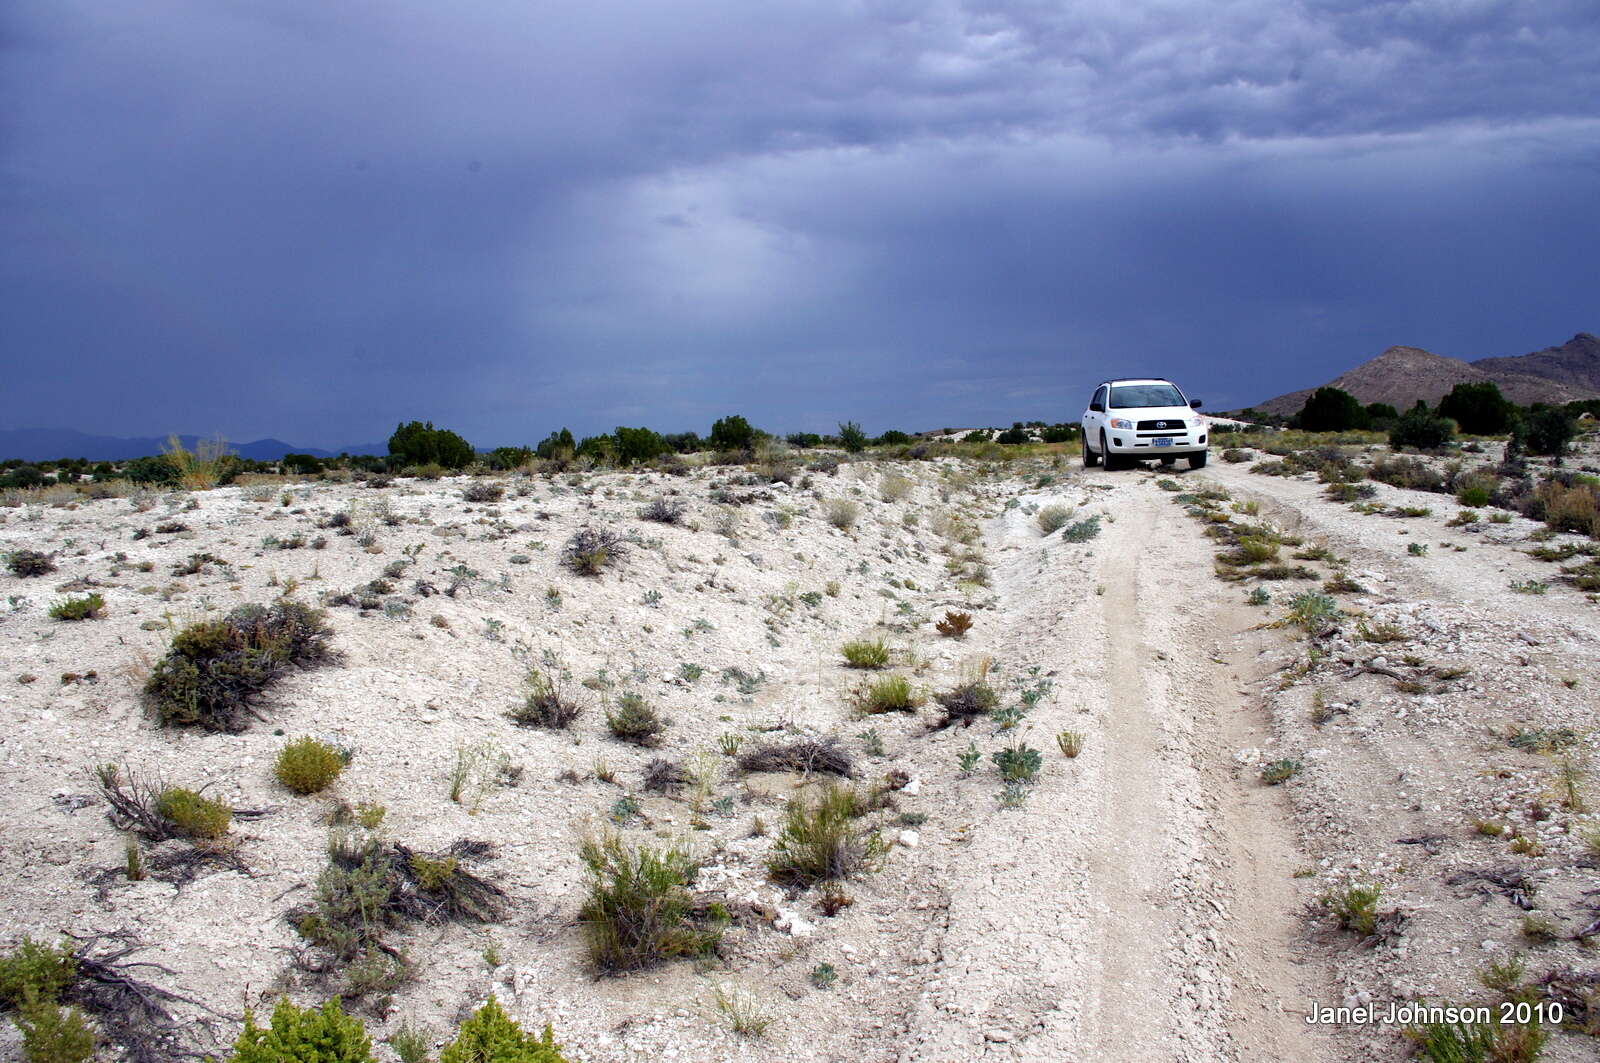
<box><xmin>1154</xmin><ymin>437</ymin><xmax>1173</xmax><ymax>447</ymax></box>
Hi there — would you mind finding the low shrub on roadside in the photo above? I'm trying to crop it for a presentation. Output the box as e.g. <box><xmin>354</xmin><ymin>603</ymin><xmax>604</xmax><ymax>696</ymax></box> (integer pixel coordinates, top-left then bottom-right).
<box><xmin>934</xmin><ymin>611</ymin><xmax>973</xmax><ymax>638</ymax></box>
<box><xmin>144</xmin><ymin>601</ymin><xmax>336</xmax><ymax>732</ymax></box>
<box><xmin>605</xmin><ymin>693</ymin><xmax>667</xmax><ymax>746</ymax></box>
<box><xmin>562</xmin><ymin>526</ymin><xmax>627</xmax><ymax>576</ymax></box>
<box><xmin>510</xmin><ymin>667</ymin><xmax>583</xmax><ymax>729</ymax></box>
<box><xmin>640</xmin><ymin>496</ymin><xmax>685</xmax><ymax>524</ymax></box>
<box><xmin>6</xmin><ymin>550</ymin><xmax>56</xmax><ymax>577</ymax></box>
<box><xmin>840</xmin><ymin>638</ymin><xmax>890</xmax><ymax>668</ymax></box>
<box><xmin>1037</xmin><ymin>504</ymin><xmax>1073</xmax><ymax>535</ymax></box>
<box><xmin>931</xmin><ymin>680</ymin><xmax>1000</xmax><ymax>729</ymax></box>
<box><xmin>767</xmin><ymin>783</ymin><xmax>873</xmax><ymax>887</ymax></box>
<box><xmin>823</xmin><ymin>499</ymin><xmax>860</xmax><ymax>530</ymax></box>
<box><xmin>854</xmin><ymin>674</ymin><xmax>923</xmax><ymax>714</ymax></box>
<box><xmin>578</xmin><ymin>833</ymin><xmax>722</xmax><ymax>972</ymax></box>
<box><xmin>48</xmin><ymin>594</ymin><xmax>104</xmax><ymax>621</ymax></box>
<box><xmin>440</xmin><ymin>998</ymin><xmax>573</xmax><ymax>1063</ymax></box>
<box><xmin>228</xmin><ymin>998</ymin><xmax>374</xmax><ymax>1063</ymax></box>
<box><xmin>274</xmin><ymin>737</ymin><xmax>348</xmax><ymax>795</ymax></box>
<box><xmin>153</xmin><ymin>787</ymin><xmax>232</xmax><ymax>840</ymax></box>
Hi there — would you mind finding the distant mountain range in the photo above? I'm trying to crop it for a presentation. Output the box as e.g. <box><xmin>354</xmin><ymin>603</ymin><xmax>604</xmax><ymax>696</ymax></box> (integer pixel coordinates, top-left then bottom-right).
<box><xmin>1251</xmin><ymin>332</ymin><xmax>1600</xmax><ymax>417</ymax></box>
<box><xmin>0</xmin><ymin>428</ymin><xmax>387</xmax><ymax>463</ymax></box>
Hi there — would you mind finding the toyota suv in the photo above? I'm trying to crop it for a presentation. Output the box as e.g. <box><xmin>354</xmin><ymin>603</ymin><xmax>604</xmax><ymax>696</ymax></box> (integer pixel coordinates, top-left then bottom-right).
<box><xmin>1081</xmin><ymin>378</ymin><xmax>1208</xmax><ymax>470</ymax></box>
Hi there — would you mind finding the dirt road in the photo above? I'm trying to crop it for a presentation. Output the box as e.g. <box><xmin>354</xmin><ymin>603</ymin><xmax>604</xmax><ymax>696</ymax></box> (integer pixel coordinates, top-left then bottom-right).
<box><xmin>903</xmin><ymin>471</ymin><xmax>1337</xmax><ymax>1062</ymax></box>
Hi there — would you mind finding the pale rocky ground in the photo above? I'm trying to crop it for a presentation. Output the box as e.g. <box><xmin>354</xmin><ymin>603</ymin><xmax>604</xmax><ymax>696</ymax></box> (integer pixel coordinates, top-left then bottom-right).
<box><xmin>0</xmin><ymin>446</ymin><xmax>1596</xmax><ymax>1061</ymax></box>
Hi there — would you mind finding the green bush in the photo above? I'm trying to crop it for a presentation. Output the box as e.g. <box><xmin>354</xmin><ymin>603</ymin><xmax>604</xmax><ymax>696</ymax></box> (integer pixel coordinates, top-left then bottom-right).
<box><xmin>7</xmin><ymin>550</ymin><xmax>56</xmax><ymax>577</ymax></box>
<box><xmin>228</xmin><ymin>998</ymin><xmax>375</xmax><ymax>1063</ymax></box>
<box><xmin>48</xmin><ymin>594</ymin><xmax>104</xmax><ymax>621</ymax></box>
<box><xmin>1518</xmin><ymin>407</ymin><xmax>1577</xmax><ymax>458</ymax></box>
<box><xmin>154</xmin><ymin>787</ymin><xmax>232</xmax><ymax>840</ymax></box>
<box><xmin>854</xmin><ymin>674</ymin><xmax>923</xmax><ymax>714</ymax></box>
<box><xmin>388</xmin><ymin>421</ymin><xmax>474</xmax><ymax>470</ymax></box>
<box><xmin>1059</xmin><ymin>516</ymin><xmax>1102</xmax><ymax>542</ymax></box>
<box><xmin>275</xmin><ymin>737</ymin><xmax>347</xmax><ymax>795</ymax></box>
<box><xmin>1438</xmin><ymin>381</ymin><xmax>1514</xmax><ymax>435</ymax></box>
<box><xmin>578</xmin><ymin>834</ymin><xmax>721</xmax><ymax>972</ymax></box>
<box><xmin>0</xmin><ymin>938</ymin><xmax>77</xmax><ymax>1008</ymax></box>
<box><xmin>1389</xmin><ymin>402</ymin><xmax>1454</xmax><ymax>450</ymax></box>
<box><xmin>992</xmin><ymin>744</ymin><xmax>1042</xmax><ymax>783</ymax></box>
<box><xmin>837</xmin><ymin>422</ymin><xmax>867</xmax><ymax>453</ymax></box>
<box><xmin>708</xmin><ymin>415</ymin><xmax>757</xmax><ymax>453</ymax></box>
<box><xmin>145</xmin><ymin>600</ymin><xmax>335</xmax><ymax>732</ymax></box>
<box><xmin>605</xmin><ymin>693</ymin><xmax>667</xmax><ymax>746</ymax></box>
<box><xmin>839</xmin><ymin>638</ymin><xmax>890</xmax><ymax>668</ymax></box>
<box><xmin>1295</xmin><ymin>387</ymin><xmax>1368</xmax><ymax>432</ymax></box>
<box><xmin>768</xmin><ymin>783</ymin><xmax>870</xmax><ymax>886</ymax></box>
<box><xmin>440</xmin><ymin>998</ymin><xmax>573</xmax><ymax>1063</ymax></box>
<box><xmin>17</xmin><ymin>996</ymin><xmax>95</xmax><ymax>1063</ymax></box>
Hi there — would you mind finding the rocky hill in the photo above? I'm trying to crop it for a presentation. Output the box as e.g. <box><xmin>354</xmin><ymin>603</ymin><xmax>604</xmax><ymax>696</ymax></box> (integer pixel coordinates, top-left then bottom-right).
<box><xmin>1251</xmin><ymin>332</ymin><xmax>1600</xmax><ymax>417</ymax></box>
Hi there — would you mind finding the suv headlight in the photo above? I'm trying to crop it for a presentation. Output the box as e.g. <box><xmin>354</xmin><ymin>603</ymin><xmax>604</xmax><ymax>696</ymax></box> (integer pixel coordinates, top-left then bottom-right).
<box><xmin>1109</xmin><ymin>418</ymin><xmax>1133</xmax><ymax>430</ymax></box>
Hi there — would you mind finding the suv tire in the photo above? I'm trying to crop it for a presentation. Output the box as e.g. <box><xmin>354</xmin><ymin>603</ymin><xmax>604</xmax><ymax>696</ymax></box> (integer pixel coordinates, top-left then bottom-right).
<box><xmin>1082</xmin><ymin>433</ymin><xmax>1100</xmax><ymax>467</ymax></box>
<box><xmin>1101</xmin><ymin>432</ymin><xmax>1126</xmax><ymax>471</ymax></box>
<box><xmin>1188</xmin><ymin>450</ymin><xmax>1208</xmax><ymax>470</ymax></box>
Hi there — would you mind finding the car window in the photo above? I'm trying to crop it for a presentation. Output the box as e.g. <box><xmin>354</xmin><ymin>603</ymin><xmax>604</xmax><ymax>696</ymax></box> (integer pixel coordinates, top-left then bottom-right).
<box><xmin>1110</xmin><ymin>383</ymin><xmax>1184</xmax><ymax>408</ymax></box>
<box><xmin>1092</xmin><ymin>386</ymin><xmax>1107</xmax><ymax>408</ymax></box>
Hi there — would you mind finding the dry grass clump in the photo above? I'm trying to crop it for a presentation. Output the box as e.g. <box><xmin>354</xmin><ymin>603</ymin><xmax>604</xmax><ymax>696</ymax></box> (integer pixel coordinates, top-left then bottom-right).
<box><xmin>1533</xmin><ymin>481</ymin><xmax>1600</xmax><ymax>537</ymax></box>
<box><xmin>640</xmin><ymin>496</ymin><xmax>686</xmax><ymax>524</ymax></box>
<box><xmin>934</xmin><ymin>610</ymin><xmax>973</xmax><ymax>638</ymax></box>
<box><xmin>737</xmin><ymin>737</ymin><xmax>854</xmax><ymax>776</ymax></box>
<box><xmin>144</xmin><ymin>600</ymin><xmax>336</xmax><ymax>732</ymax></box>
<box><xmin>642</xmin><ymin>757</ymin><xmax>690</xmax><ymax>793</ymax></box>
<box><xmin>840</xmin><ymin>638</ymin><xmax>891</xmax><ymax>668</ymax></box>
<box><xmin>605</xmin><ymin>693</ymin><xmax>667</xmax><ymax>746</ymax></box>
<box><xmin>853</xmin><ymin>674</ymin><xmax>924</xmax><ymax>714</ymax></box>
<box><xmin>931</xmin><ymin>680</ymin><xmax>1001</xmax><ymax>729</ymax></box>
<box><xmin>824</xmin><ymin>498</ymin><xmax>860</xmax><ymax>530</ymax></box>
<box><xmin>275</xmin><ymin>737</ymin><xmax>348</xmax><ymax>795</ymax></box>
<box><xmin>767</xmin><ymin>783</ymin><xmax>873</xmax><ymax>887</ymax></box>
<box><xmin>578</xmin><ymin>833</ymin><xmax>723</xmax><ymax>973</ymax></box>
<box><xmin>562</xmin><ymin>526</ymin><xmax>628</xmax><ymax>576</ymax></box>
<box><xmin>1037</xmin><ymin>504</ymin><xmax>1073</xmax><ymax>535</ymax></box>
<box><xmin>461</xmin><ymin>482</ymin><xmax>504</xmax><ymax>503</ymax></box>
<box><xmin>879</xmin><ymin>473</ymin><xmax>914</xmax><ymax>502</ymax></box>
<box><xmin>509</xmin><ymin>667</ymin><xmax>583</xmax><ymax>729</ymax></box>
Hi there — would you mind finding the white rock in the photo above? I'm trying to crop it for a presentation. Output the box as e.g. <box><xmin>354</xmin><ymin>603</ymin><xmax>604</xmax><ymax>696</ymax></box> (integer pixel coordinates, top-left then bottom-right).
<box><xmin>898</xmin><ymin>830</ymin><xmax>921</xmax><ymax>848</ymax></box>
<box><xmin>901</xmin><ymin>778</ymin><xmax>922</xmax><ymax>796</ymax></box>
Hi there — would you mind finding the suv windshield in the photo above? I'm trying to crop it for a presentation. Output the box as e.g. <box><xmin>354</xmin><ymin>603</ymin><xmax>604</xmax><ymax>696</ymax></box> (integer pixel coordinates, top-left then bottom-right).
<box><xmin>1110</xmin><ymin>383</ymin><xmax>1185</xmax><ymax>409</ymax></box>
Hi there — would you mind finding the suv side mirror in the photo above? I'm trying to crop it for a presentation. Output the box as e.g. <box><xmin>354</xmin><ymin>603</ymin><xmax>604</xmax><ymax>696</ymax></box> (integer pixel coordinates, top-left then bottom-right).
<box><xmin>1189</xmin><ymin>399</ymin><xmax>1203</xmax><ymax>409</ymax></box>
<box><xmin>1089</xmin><ymin>402</ymin><xmax>1104</xmax><ymax>413</ymax></box>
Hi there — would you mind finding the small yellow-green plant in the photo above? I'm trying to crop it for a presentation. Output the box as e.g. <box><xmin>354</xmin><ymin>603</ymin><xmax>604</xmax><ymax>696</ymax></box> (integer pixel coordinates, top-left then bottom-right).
<box><xmin>154</xmin><ymin>787</ymin><xmax>232</xmax><ymax>840</ymax></box>
<box><xmin>48</xmin><ymin>594</ymin><xmax>104</xmax><ymax>621</ymax></box>
<box><xmin>854</xmin><ymin>674</ymin><xmax>923</xmax><ymax>714</ymax></box>
<box><xmin>275</xmin><ymin>737</ymin><xmax>347</xmax><ymax>795</ymax></box>
<box><xmin>1056</xmin><ymin>730</ymin><xmax>1085</xmax><ymax>758</ymax></box>
<box><xmin>840</xmin><ymin>638</ymin><xmax>891</xmax><ymax>669</ymax></box>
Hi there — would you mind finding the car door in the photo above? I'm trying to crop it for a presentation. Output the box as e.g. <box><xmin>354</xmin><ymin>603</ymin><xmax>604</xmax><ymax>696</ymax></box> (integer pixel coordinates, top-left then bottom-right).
<box><xmin>1085</xmin><ymin>385</ymin><xmax>1108</xmax><ymax>450</ymax></box>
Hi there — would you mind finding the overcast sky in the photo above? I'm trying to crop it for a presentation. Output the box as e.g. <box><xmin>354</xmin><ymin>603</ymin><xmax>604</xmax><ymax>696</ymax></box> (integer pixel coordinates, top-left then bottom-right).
<box><xmin>4</xmin><ymin>0</ymin><xmax>1597</xmax><ymax>448</ymax></box>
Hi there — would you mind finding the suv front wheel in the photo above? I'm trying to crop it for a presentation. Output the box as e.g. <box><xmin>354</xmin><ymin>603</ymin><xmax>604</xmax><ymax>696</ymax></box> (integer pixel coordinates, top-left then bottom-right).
<box><xmin>1188</xmin><ymin>450</ymin><xmax>1207</xmax><ymax>470</ymax></box>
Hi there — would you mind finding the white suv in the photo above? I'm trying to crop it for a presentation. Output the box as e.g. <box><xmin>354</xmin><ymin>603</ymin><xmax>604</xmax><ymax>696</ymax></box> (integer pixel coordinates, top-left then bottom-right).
<box><xmin>1081</xmin><ymin>378</ymin><xmax>1208</xmax><ymax>470</ymax></box>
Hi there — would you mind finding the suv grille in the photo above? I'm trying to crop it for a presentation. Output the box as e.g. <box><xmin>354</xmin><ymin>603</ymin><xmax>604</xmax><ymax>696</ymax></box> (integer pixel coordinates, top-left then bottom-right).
<box><xmin>1136</xmin><ymin>419</ymin><xmax>1185</xmax><ymax>432</ymax></box>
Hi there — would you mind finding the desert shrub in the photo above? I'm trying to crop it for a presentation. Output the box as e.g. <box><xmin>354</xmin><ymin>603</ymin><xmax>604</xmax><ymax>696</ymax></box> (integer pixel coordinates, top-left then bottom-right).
<box><xmin>1223</xmin><ymin>537</ymin><xmax>1278</xmax><ymax>565</ymax></box>
<box><xmin>1389</xmin><ymin>403</ymin><xmax>1454</xmax><ymax>450</ymax></box>
<box><xmin>228</xmin><ymin>997</ymin><xmax>374</xmax><ymax>1063</ymax></box>
<box><xmin>879</xmin><ymin>473</ymin><xmax>913</xmax><ymax>502</ymax></box>
<box><xmin>48</xmin><ymin>594</ymin><xmax>103</xmax><ymax>621</ymax></box>
<box><xmin>1532</xmin><ymin>481</ymin><xmax>1600</xmax><ymax>536</ymax></box>
<box><xmin>824</xmin><ymin>498</ymin><xmax>860</xmax><ymax>530</ymax></box>
<box><xmin>1455</xmin><ymin>469</ymin><xmax>1499</xmax><ymax>508</ymax></box>
<box><xmin>642</xmin><ymin>758</ymin><xmax>689</xmax><ymax>793</ymax></box>
<box><xmin>737</xmin><ymin>737</ymin><xmax>854</xmax><ymax>776</ymax></box>
<box><xmin>1438</xmin><ymin>381</ymin><xmax>1515</xmax><ymax>435</ymax></box>
<box><xmin>854</xmin><ymin>674</ymin><xmax>923</xmax><ymax>714</ymax></box>
<box><xmin>561</xmin><ymin>526</ymin><xmax>627</xmax><ymax>576</ymax></box>
<box><xmin>440</xmin><ymin>998</ymin><xmax>572</xmax><ymax>1063</ymax></box>
<box><xmin>461</xmin><ymin>482</ymin><xmax>504</xmax><ymax>503</ymax></box>
<box><xmin>640</xmin><ymin>496</ymin><xmax>685</xmax><ymax>524</ymax></box>
<box><xmin>7</xmin><ymin>550</ymin><xmax>56</xmax><ymax>577</ymax></box>
<box><xmin>510</xmin><ymin>667</ymin><xmax>583</xmax><ymax>729</ymax></box>
<box><xmin>17</xmin><ymin>997</ymin><xmax>96</xmax><ymax>1063</ymax></box>
<box><xmin>153</xmin><ymin>787</ymin><xmax>232</xmax><ymax>840</ymax></box>
<box><xmin>1284</xmin><ymin>591</ymin><xmax>1338</xmax><ymax>634</ymax></box>
<box><xmin>578</xmin><ymin>833</ymin><xmax>721</xmax><ymax>972</ymax></box>
<box><xmin>837</xmin><ymin>422</ymin><xmax>868</xmax><ymax>453</ymax></box>
<box><xmin>932</xmin><ymin>681</ymin><xmax>1000</xmax><ymax>729</ymax></box>
<box><xmin>1036</xmin><ymin>504</ymin><xmax>1072</xmax><ymax>535</ymax></box>
<box><xmin>1407</xmin><ymin>1012</ymin><xmax>1547</xmax><ymax>1063</ymax></box>
<box><xmin>144</xmin><ymin>601</ymin><xmax>336</xmax><ymax>731</ymax></box>
<box><xmin>934</xmin><ymin>611</ymin><xmax>973</xmax><ymax>638</ymax></box>
<box><xmin>1221</xmin><ymin>448</ymin><xmax>1251</xmax><ymax>463</ymax></box>
<box><xmin>1260</xmin><ymin>758</ymin><xmax>1303</xmax><ymax>785</ymax></box>
<box><xmin>840</xmin><ymin>638</ymin><xmax>890</xmax><ymax>668</ymax></box>
<box><xmin>606</xmin><ymin>693</ymin><xmax>666</xmax><ymax>746</ymax></box>
<box><xmin>1517</xmin><ymin>407</ymin><xmax>1577</xmax><ymax>458</ymax></box>
<box><xmin>0</xmin><ymin>938</ymin><xmax>77</xmax><ymax>1008</ymax></box>
<box><xmin>768</xmin><ymin>783</ymin><xmax>871</xmax><ymax>886</ymax></box>
<box><xmin>1369</xmin><ymin>455</ymin><xmax>1447</xmax><ymax>492</ymax></box>
<box><xmin>275</xmin><ymin>737</ymin><xmax>347</xmax><ymax>795</ymax></box>
<box><xmin>708</xmin><ymin>415</ymin><xmax>757</xmax><ymax>453</ymax></box>
<box><xmin>1059</xmin><ymin>516</ymin><xmax>1102</xmax><ymax>542</ymax></box>
<box><xmin>1323</xmin><ymin>882</ymin><xmax>1382</xmax><ymax>937</ymax></box>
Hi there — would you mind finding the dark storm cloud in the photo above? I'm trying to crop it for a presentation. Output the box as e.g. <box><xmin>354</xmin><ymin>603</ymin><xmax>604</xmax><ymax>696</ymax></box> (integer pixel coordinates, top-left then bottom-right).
<box><xmin>3</xmin><ymin>0</ymin><xmax>1597</xmax><ymax>445</ymax></box>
